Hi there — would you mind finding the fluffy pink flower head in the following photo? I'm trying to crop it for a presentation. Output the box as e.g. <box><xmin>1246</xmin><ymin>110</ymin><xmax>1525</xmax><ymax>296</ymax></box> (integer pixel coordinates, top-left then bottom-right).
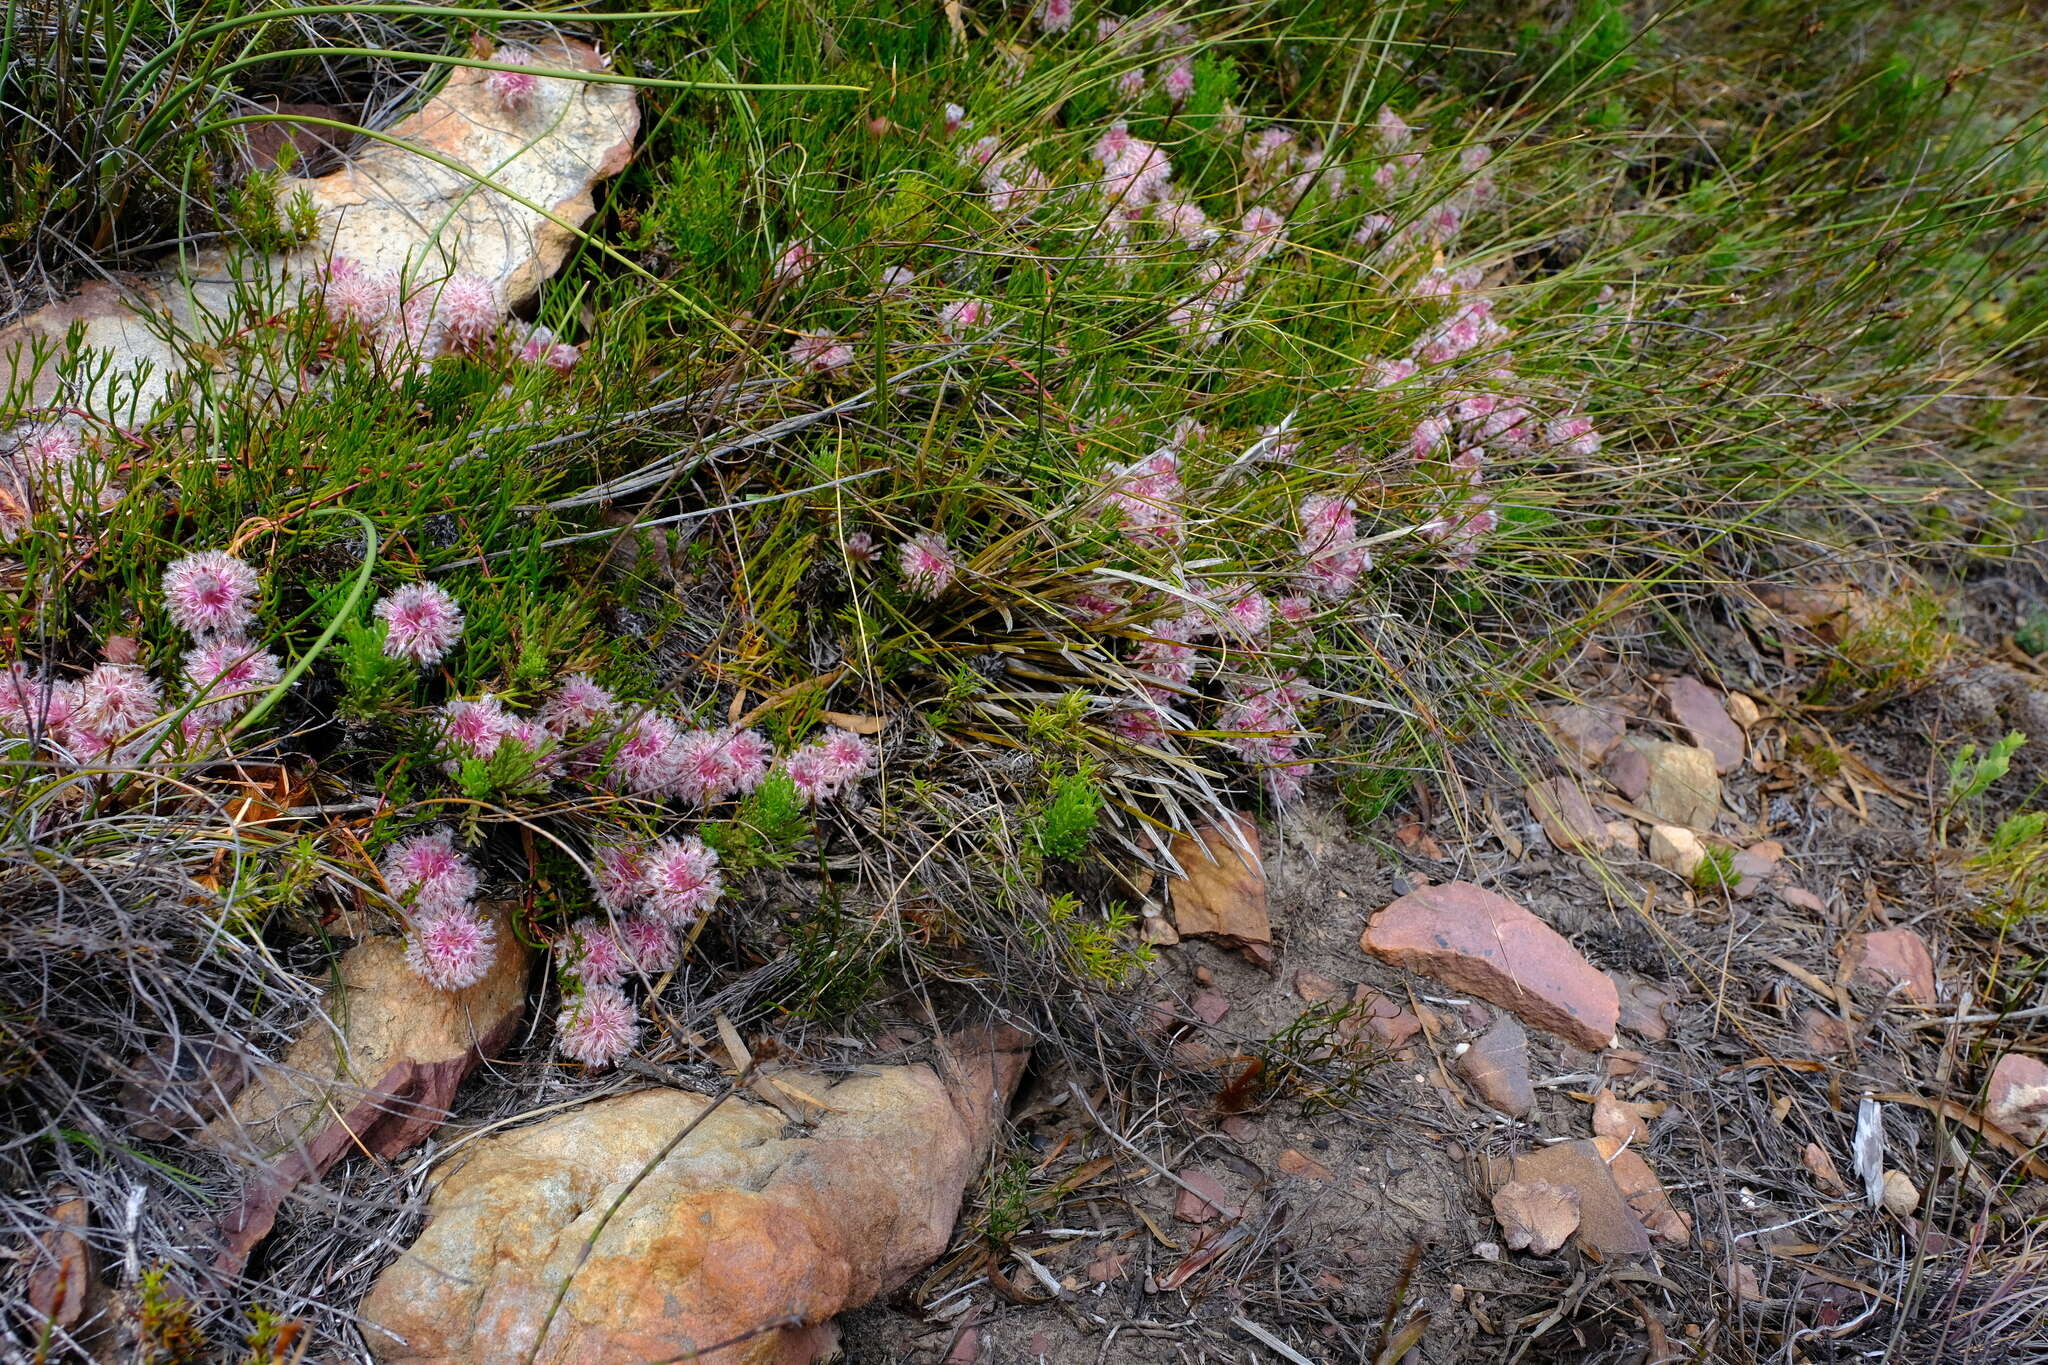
<box><xmin>434</xmin><ymin>274</ymin><xmax>501</xmax><ymax>351</ymax></box>
<box><xmin>935</xmin><ymin>297</ymin><xmax>987</xmax><ymax>338</ymax></box>
<box><xmin>1116</xmin><ymin>67</ymin><xmax>1149</xmax><ymax>102</ymax></box>
<box><xmin>163</xmin><ymin>551</ymin><xmax>258</xmax><ymax>636</ymax></box>
<box><xmin>588</xmin><ymin>842</ymin><xmax>649</xmax><ymax>914</ymax></box>
<box><xmin>1037</xmin><ymin>0</ymin><xmax>1074</xmax><ymax>31</ymax></box>
<box><xmin>1299</xmin><ymin>494</ymin><xmax>1357</xmax><ymax>551</ymax></box>
<box><xmin>844</xmin><ymin>530</ymin><xmax>880</xmax><ymax>564</ymax></box>
<box><xmin>772</xmin><ymin>239</ymin><xmax>816</xmax><ymax>286</ymax></box>
<box><xmin>1104</xmin><ymin>449</ymin><xmax>1184</xmax><ymax>540</ymax></box>
<box><xmin>1215</xmin><ymin>583</ymin><xmax>1272</xmax><ymax>639</ymax></box>
<box><xmin>1161</xmin><ymin>58</ymin><xmax>1196</xmax><ymax>104</ymax></box>
<box><xmin>1546</xmin><ymin>415</ymin><xmax>1602</xmax><ymax>458</ymax></box>
<box><xmin>610</xmin><ymin>710</ymin><xmax>683</xmax><ymax>793</ymax></box>
<box><xmin>375</xmin><ymin>582</ymin><xmax>465</xmax><ymax>666</ymax></box>
<box><xmin>75</xmin><ymin>663</ymin><xmax>160</xmax><ymax>740</ymax></box>
<box><xmin>540</xmin><ymin>674</ymin><xmax>618</xmax><ymax>735</ymax></box>
<box><xmin>898</xmin><ymin>531</ymin><xmax>960</xmax><ymax>598</ymax></box>
<box><xmin>1362</xmin><ymin>356</ymin><xmax>1417</xmax><ymax>388</ymax></box>
<box><xmin>486</xmin><ymin>48</ymin><xmax>540</xmax><ymax>111</ymax></box>
<box><xmin>440</xmin><ymin>695</ymin><xmax>511</xmax><ymax>762</ymax></box>
<box><xmin>879</xmin><ymin>266</ymin><xmax>917</xmax><ymax>297</ymax></box>
<box><xmin>722</xmin><ymin>728</ymin><xmax>775</xmax><ymax>795</ymax></box>
<box><xmin>0</xmin><ymin>667</ymin><xmax>79</xmax><ymax>739</ymax></box>
<box><xmin>818</xmin><ymin>727</ymin><xmax>874</xmax><ymax>783</ymax></box>
<box><xmin>784</xmin><ymin>745</ymin><xmax>837</xmax><ymax>804</ymax></box>
<box><xmin>322</xmin><ymin>258</ymin><xmax>397</xmax><ymax>329</ymax></box>
<box><xmin>1265</xmin><ymin>761</ymin><xmax>1311</xmax><ymax>805</ymax></box>
<box><xmin>1353</xmin><ymin>214</ymin><xmax>1396</xmax><ymax>247</ymax></box>
<box><xmin>405</xmin><ymin>905</ymin><xmax>498</xmax><ymax>991</ymax></box>
<box><xmin>1248</xmin><ymin>127</ymin><xmax>1297</xmax><ymax>172</ymax></box>
<box><xmin>556</xmin><ymin>984</ymin><xmax>639</xmax><ymax>1067</ymax></box>
<box><xmin>942</xmin><ymin>102</ymin><xmax>969</xmax><ymax>135</ymax></box>
<box><xmin>1274</xmin><ymin>594</ymin><xmax>1316</xmax><ymax>629</ymax></box>
<box><xmin>670</xmin><ymin>728</ymin><xmax>744</xmax><ymax>805</ymax></box>
<box><xmin>382</xmin><ymin>828</ymin><xmax>481</xmax><ymax>917</ymax></box>
<box><xmin>618</xmin><ymin>916</ymin><xmax>679</xmax><ymax>975</ymax></box>
<box><xmin>1103</xmin><ymin>138</ymin><xmax>1172</xmax><ymax>205</ymax></box>
<box><xmin>1109</xmin><ymin>706</ymin><xmax>1168</xmax><ymax>746</ymax></box>
<box><xmin>1091</xmin><ymin>122</ymin><xmax>1135</xmax><ymax>166</ymax></box>
<box><xmin>789</xmin><ymin>329</ymin><xmax>855</xmax><ymax>375</ymax></box>
<box><xmin>641</xmin><ymin>835</ymin><xmax>723</xmax><ymax>925</ymax></box>
<box><xmin>182</xmin><ymin>638</ymin><xmax>283</xmax><ymax>727</ymax></box>
<box><xmin>1154</xmin><ymin>196</ymin><xmax>1214</xmax><ymax>246</ymax></box>
<box><xmin>1376</xmin><ymin>106</ymin><xmax>1413</xmax><ymax>149</ymax></box>
<box><xmin>560</xmin><ymin>917</ymin><xmax>628</xmax><ymax>987</ymax></box>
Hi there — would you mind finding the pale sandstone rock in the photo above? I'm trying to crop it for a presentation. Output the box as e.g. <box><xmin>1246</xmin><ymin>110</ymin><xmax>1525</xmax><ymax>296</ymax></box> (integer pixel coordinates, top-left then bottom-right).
<box><xmin>1625</xmin><ymin>739</ymin><xmax>1721</xmax><ymax>828</ymax></box>
<box><xmin>1647</xmin><ymin>824</ymin><xmax>1705</xmax><ymax>878</ymax></box>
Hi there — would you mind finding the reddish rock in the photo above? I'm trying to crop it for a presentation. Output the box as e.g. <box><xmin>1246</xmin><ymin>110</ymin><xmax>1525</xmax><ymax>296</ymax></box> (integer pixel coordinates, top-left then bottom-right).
<box><xmin>1985</xmin><ymin>1053</ymin><xmax>2048</xmax><ymax>1145</ymax></box>
<box><xmin>1844</xmin><ymin>929</ymin><xmax>1937</xmax><ymax>1003</ymax></box>
<box><xmin>1086</xmin><ymin>1248</ymin><xmax>1134</xmax><ymax>1283</ymax></box>
<box><xmin>1219</xmin><ymin>1115</ymin><xmax>1256</xmax><ymax>1141</ymax></box>
<box><xmin>1796</xmin><ymin>1008</ymin><xmax>1850</xmax><ymax>1057</ymax></box>
<box><xmin>1276</xmin><ymin>1149</ymin><xmax>1333</xmax><ymax>1181</ymax></box>
<box><xmin>1610</xmin><ymin>976</ymin><xmax>1675</xmax><ymax>1042</ymax></box>
<box><xmin>1351</xmin><ymin>988</ymin><xmax>1423</xmax><ymax>1049</ymax></box>
<box><xmin>1592</xmin><ymin>1090</ymin><xmax>1651</xmax><ymax>1145</ymax></box>
<box><xmin>1492</xmin><ymin>1180</ymin><xmax>1579</xmax><ymax>1255</ymax></box>
<box><xmin>209</xmin><ymin>909</ymin><xmax>531</xmax><ymax>1270</ymax></box>
<box><xmin>1527</xmin><ymin>778</ymin><xmax>1613</xmax><ymax>854</ymax></box>
<box><xmin>25</xmin><ymin>1193</ymin><xmax>92</xmax><ymax>1331</ymax></box>
<box><xmin>1486</xmin><ymin>1139</ymin><xmax>1652</xmax><ymax>1258</ymax></box>
<box><xmin>1192</xmin><ymin>990</ymin><xmax>1232</xmax><ymax>1025</ymax></box>
<box><xmin>1595</xmin><ymin>1136</ymin><xmax>1690</xmax><ymax>1245</ymax></box>
<box><xmin>1603</xmin><ymin>744</ymin><xmax>1652</xmax><ymax>802</ymax></box>
<box><xmin>1172</xmin><ymin>1169</ymin><xmax>1240</xmax><ymax>1224</ymax></box>
<box><xmin>1540</xmin><ymin>705</ymin><xmax>1627</xmax><ymax>766</ymax></box>
<box><xmin>1167</xmin><ymin>815</ymin><xmax>1272</xmax><ymax>964</ymax></box>
<box><xmin>360</xmin><ymin>1028</ymin><xmax>1030</xmax><ymax>1365</ymax></box>
<box><xmin>1458</xmin><ymin>1016</ymin><xmax>1536</xmax><ymax>1117</ymax></box>
<box><xmin>1294</xmin><ymin>969</ymin><xmax>1340</xmax><ymax>1003</ymax></box>
<box><xmin>1663</xmin><ymin>676</ymin><xmax>1746</xmax><ymax>774</ymax></box>
<box><xmin>1362</xmin><ymin>882</ymin><xmax>1619</xmax><ymax>1051</ymax></box>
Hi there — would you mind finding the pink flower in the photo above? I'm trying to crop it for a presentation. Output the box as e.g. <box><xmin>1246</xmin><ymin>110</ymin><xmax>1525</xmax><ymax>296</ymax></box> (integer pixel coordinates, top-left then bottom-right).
<box><xmin>723</xmin><ymin>728</ymin><xmax>775</xmax><ymax>795</ymax></box>
<box><xmin>163</xmin><ymin>551</ymin><xmax>258</xmax><ymax>636</ymax></box>
<box><xmin>1130</xmin><ymin>634</ymin><xmax>1199</xmax><ymax>701</ymax></box>
<box><xmin>790</xmin><ymin>329</ymin><xmax>855</xmax><ymax>374</ymax></box>
<box><xmin>844</xmin><ymin>531</ymin><xmax>880</xmax><ymax>563</ymax></box>
<box><xmin>899</xmin><ymin>532</ymin><xmax>960</xmax><ymax>598</ymax></box>
<box><xmin>589</xmin><ymin>842</ymin><xmax>649</xmax><ymax>913</ymax></box>
<box><xmin>1409</xmin><ymin>415</ymin><xmax>1452</xmax><ymax>460</ymax></box>
<box><xmin>1109</xmin><ymin>706</ymin><xmax>1168</xmax><ymax>745</ymax></box>
<box><xmin>1264</xmin><ymin>761</ymin><xmax>1311</xmax><ymax>805</ymax></box>
<box><xmin>1116</xmin><ymin>68</ymin><xmax>1149</xmax><ymax>101</ymax></box>
<box><xmin>433</xmin><ymin>274</ymin><xmax>500</xmax><ymax>351</ymax></box>
<box><xmin>1101</xmin><ymin>137</ymin><xmax>1173</xmax><ymax>205</ymax></box>
<box><xmin>619</xmin><ymin>916</ymin><xmax>679</xmax><ymax>974</ymax></box>
<box><xmin>0</xmin><ymin>667</ymin><xmax>81</xmax><ymax>740</ymax></box>
<box><xmin>1237</xmin><ymin>206</ymin><xmax>1288</xmax><ymax>260</ymax></box>
<box><xmin>182</xmin><ymin>638</ymin><xmax>283</xmax><ymax>728</ymax></box>
<box><xmin>1247</xmin><ymin>127</ymin><xmax>1297</xmax><ymax>172</ymax></box>
<box><xmin>1215</xmin><ymin>583</ymin><xmax>1272</xmax><ymax>638</ymax></box>
<box><xmin>610</xmin><ymin>711</ymin><xmax>683</xmax><ymax>793</ymax></box>
<box><xmin>440</xmin><ymin>695</ymin><xmax>511</xmax><ymax>762</ymax></box>
<box><xmin>785</xmin><ymin>745</ymin><xmax>837</xmax><ymax>803</ymax></box>
<box><xmin>1376</xmin><ymin>106</ymin><xmax>1413</xmax><ymax>149</ymax></box>
<box><xmin>641</xmin><ymin>836</ymin><xmax>723</xmax><ymax>924</ymax></box>
<box><xmin>374</xmin><ymin>582</ymin><xmax>465</xmax><ymax>666</ymax></box>
<box><xmin>1274</xmin><ymin>595</ymin><xmax>1316</xmax><ymax>630</ymax></box>
<box><xmin>405</xmin><ymin>905</ymin><xmax>498</xmax><ymax>990</ymax></box>
<box><xmin>670</xmin><ymin>728</ymin><xmax>744</xmax><ymax>805</ymax></box>
<box><xmin>486</xmin><ymin>48</ymin><xmax>539</xmax><ymax>111</ymax></box>
<box><xmin>381</xmin><ymin>828</ymin><xmax>481</xmax><ymax>917</ymax></box>
<box><xmin>1091</xmin><ymin>122</ymin><xmax>1134</xmax><ymax>166</ymax></box>
<box><xmin>818</xmin><ymin>727</ymin><xmax>874</xmax><ymax>783</ymax></box>
<box><xmin>1037</xmin><ymin>0</ymin><xmax>1074</xmax><ymax>31</ymax></box>
<box><xmin>556</xmin><ymin>984</ymin><xmax>639</xmax><ymax>1067</ymax></box>
<box><xmin>772</xmin><ymin>239</ymin><xmax>816</xmax><ymax>286</ymax></box>
<box><xmin>1545</xmin><ymin>415</ymin><xmax>1601</xmax><ymax>458</ymax></box>
<box><xmin>782</xmin><ymin>726</ymin><xmax>873</xmax><ymax>803</ymax></box>
<box><xmin>1103</xmin><ymin>449</ymin><xmax>1185</xmax><ymax>540</ymax></box>
<box><xmin>75</xmin><ymin>663</ymin><xmax>160</xmax><ymax>739</ymax></box>
<box><xmin>935</xmin><ymin>297</ymin><xmax>987</xmax><ymax>338</ymax></box>
<box><xmin>560</xmin><ymin>917</ymin><xmax>628</xmax><ymax>987</ymax></box>
<box><xmin>539</xmin><ymin>674</ymin><xmax>618</xmax><ymax>735</ymax></box>
<box><xmin>942</xmin><ymin>102</ymin><xmax>969</xmax><ymax>134</ymax></box>
<box><xmin>879</xmin><ymin>266</ymin><xmax>917</xmax><ymax>297</ymax></box>
<box><xmin>1154</xmin><ymin>196</ymin><xmax>1214</xmax><ymax>246</ymax></box>
<box><xmin>514</xmin><ymin>323</ymin><xmax>580</xmax><ymax>373</ymax></box>
<box><xmin>1160</xmin><ymin>59</ymin><xmax>1195</xmax><ymax>104</ymax></box>
<box><xmin>322</xmin><ymin>258</ymin><xmax>397</xmax><ymax>329</ymax></box>
<box><xmin>1353</xmin><ymin>214</ymin><xmax>1395</xmax><ymax>247</ymax></box>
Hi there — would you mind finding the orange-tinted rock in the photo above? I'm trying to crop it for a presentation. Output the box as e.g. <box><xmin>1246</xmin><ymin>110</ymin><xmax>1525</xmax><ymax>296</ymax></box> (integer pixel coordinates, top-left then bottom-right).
<box><xmin>1458</xmin><ymin>1016</ymin><xmax>1535</xmax><ymax>1118</ymax></box>
<box><xmin>1363</xmin><ymin>883</ymin><xmax>1619</xmax><ymax>1051</ymax></box>
<box><xmin>1663</xmin><ymin>677</ymin><xmax>1745</xmax><ymax>774</ymax></box>
<box><xmin>1844</xmin><ymin>929</ymin><xmax>1937</xmax><ymax>1003</ymax></box>
<box><xmin>1527</xmin><ymin>779</ymin><xmax>1613</xmax><ymax>854</ymax></box>
<box><xmin>1487</xmin><ymin>1140</ymin><xmax>1652</xmax><ymax>1258</ymax></box>
<box><xmin>1985</xmin><ymin>1053</ymin><xmax>2048</xmax><ymax>1145</ymax></box>
<box><xmin>1172</xmin><ymin>1169</ymin><xmax>1240</xmax><ymax>1224</ymax></box>
<box><xmin>1796</xmin><ymin>1008</ymin><xmax>1850</xmax><ymax>1058</ymax></box>
<box><xmin>1593</xmin><ymin>1090</ymin><xmax>1650</xmax><ymax>1145</ymax></box>
<box><xmin>1492</xmin><ymin>1180</ymin><xmax>1579</xmax><ymax>1255</ymax></box>
<box><xmin>1351</xmin><ymin>988</ymin><xmax>1423</xmax><ymax>1048</ymax></box>
<box><xmin>1167</xmin><ymin>815</ymin><xmax>1272</xmax><ymax>963</ymax></box>
<box><xmin>1594</xmin><ymin>1136</ymin><xmax>1690</xmax><ymax>1246</ymax></box>
<box><xmin>1539</xmin><ymin>705</ymin><xmax>1627</xmax><ymax>766</ymax></box>
<box><xmin>1627</xmin><ymin>739</ymin><xmax>1722</xmax><ymax>828</ymax></box>
<box><xmin>1294</xmin><ymin>970</ymin><xmax>1340</xmax><ymax>1003</ymax></box>
<box><xmin>360</xmin><ymin>1028</ymin><xmax>1029</xmax><ymax>1365</ymax></box>
<box><xmin>1276</xmin><ymin>1149</ymin><xmax>1333</xmax><ymax>1181</ymax></box>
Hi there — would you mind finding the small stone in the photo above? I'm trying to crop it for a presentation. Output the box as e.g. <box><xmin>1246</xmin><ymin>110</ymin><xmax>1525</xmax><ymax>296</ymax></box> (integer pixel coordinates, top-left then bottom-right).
<box><xmin>1610</xmin><ymin>976</ymin><xmax>1675</xmax><ymax>1042</ymax></box>
<box><xmin>1140</xmin><ymin>912</ymin><xmax>1180</xmax><ymax>946</ymax></box>
<box><xmin>1880</xmin><ymin>1169</ymin><xmax>1919</xmax><ymax>1217</ymax></box>
<box><xmin>1488</xmin><ymin>1140</ymin><xmax>1652</xmax><ymax>1258</ymax></box>
<box><xmin>1539</xmin><ymin>704</ymin><xmax>1627</xmax><ymax>766</ymax></box>
<box><xmin>1472</xmin><ymin>1241</ymin><xmax>1503</xmax><ymax>1262</ymax></box>
<box><xmin>1647</xmin><ymin>825</ymin><xmax>1706</xmax><ymax>879</ymax></box>
<box><xmin>1985</xmin><ymin>1054</ymin><xmax>2048</xmax><ymax>1145</ymax></box>
<box><xmin>1458</xmin><ymin>1017</ymin><xmax>1535</xmax><ymax>1117</ymax></box>
<box><xmin>1726</xmin><ymin>694</ymin><xmax>1762</xmax><ymax>729</ymax></box>
<box><xmin>1219</xmin><ymin>1115</ymin><xmax>1256</xmax><ymax>1141</ymax></box>
<box><xmin>1663</xmin><ymin>676</ymin><xmax>1746</xmax><ymax>774</ymax></box>
<box><xmin>1627</xmin><ymin>739</ymin><xmax>1722</xmax><ymax>828</ymax></box>
<box><xmin>1086</xmin><ymin>1249</ymin><xmax>1133</xmax><ymax>1283</ymax></box>
<box><xmin>1605</xmin><ymin>821</ymin><xmax>1641</xmax><ymax>855</ymax></box>
<box><xmin>1781</xmin><ymin>887</ymin><xmax>1827</xmax><ymax>913</ymax></box>
<box><xmin>1593</xmin><ymin>1089</ymin><xmax>1651</xmax><ymax>1145</ymax></box>
<box><xmin>1802</xmin><ymin>1143</ymin><xmax>1845</xmax><ymax>1193</ymax></box>
<box><xmin>1294</xmin><ymin>970</ymin><xmax>1340</xmax><ymax>1003</ymax></box>
<box><xmin>1726</xmin><ymin>1261</ymin><xmax>1763</xmax><ymax>1300</ymax></box>
<box><xmin>1173</xmin><ymin>1169</ymin><xmax>1240</xmax><ymax>1224</ymax></box>
<box><xmin>1276</xmin><ymin>1149</ymin><xmax>1334</xmax><ymax>1181</ymax></box>
<box><xmin>1492</xmin><ymin>1180</ymin><xmax>1581</xmax><ymax>1255</ymax></box>
<box><xmin>1362</xmin><ymin>882</ymin><xmax>1620</xmax><ymax>1051</ymax></box>
<box><xmin>1167</xmin><ymin>815</ymin><xmax>1272</xmax><ymax>961</ymax></box>
<box><xmin>1604</xmin><ymin>745</ymin><xmax>1652</xmax><ymax>802</ymax></box>
<box><xmin>1192</xmin><ymin>991</ymin><xmax>1231</xmax><ymax>1025</ymax></box>
<box><xmin>1352</xmin><ymin>988</ymin><xmax>1423</xmax><ymax>1048</ymax></box>
<box><xmin>1527</xmin><ymin>779</ymin><xmax>1613</xmax><ymax>854</ymax></box>
<box><xmin>1796</xmin><ymin>1009</ymin><xmax>1850</xmax><ymax>1058</ymax></box>
<box><xmin>1844</xmin><ymin>929</ymin><xmax>1938</xmax><ymax>1004</ymax></box>
<box><xmin>1594</xmin><ymin>1135</ymin><xmax>1691</xmax><ymax>1245</ymax></box>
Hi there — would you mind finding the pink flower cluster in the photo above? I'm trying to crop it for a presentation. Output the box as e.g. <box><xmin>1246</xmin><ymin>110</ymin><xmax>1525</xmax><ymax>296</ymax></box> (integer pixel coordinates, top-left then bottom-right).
<box><xmin>1092</xmin><ymin>122</ymin><xmax>1174</xmax><ymax>207</ymax></box>
<box><xmin>161</xmin><ymin>550</ymin><xmax>286</xmax><ymax>739</ymax></box>
<box><xmin>605</xmin><ymin>714</ymin><xmax>775</xmax><ymax>803</ymax></box>
<box><xmin>790</xmin><ymin>329</ymin><xmax>855</xmax><ymax>375</ymax></box>
<box><xmin>584</xmin><ymin>835</ymin><xmax>724</xmax><ymax>926</ymax></box>
<box><xmin>1102</xmin><ymin>447</ymin><xmax>1185</xmax><ymax>540</ymax></box>
<box><xmin>0</xmin><ymin>423</ymin><xmax>121</xmax><ymax>541</ymax></box>
<box><xmin>1296</xmin><ymin>494</ymin><xmax>1371</xmax><ymax>600</ymax></box>
<box><xmin>439</xmin><ymin>694</ymin><xmax>556</xmax><ymax>776</ymax></box>
<box><xmin>319</xmin><ymin>260</ymin><xmax>525</xmax><ymax>369</ymax></box>
<box><xmin>514</xmin><ymin>323</ymin><xmax>582</xmax><ymax>373</ymax></box>
<box><xmin>1220</xmin><ymin>673</ymin><xmax>1314</xmax><ymax>804</ymax></box>
<box><xmin>386</xmin><ymin>828</ymin><xmax>499</xmax><ymax>991</ymax></box>
<box><xmin>772</xmin><ymin>239</ymin><xmax>817</xmax><ymax>286</ymax></box>
<box><xmin>898</xmin><ymin>532</ymin><xmax>960</xmax><ymax>598</ymax></box>
<box><xmin>782</xmin><ymin>726</ymin><xmax>875</xmax><ymax>804</ymax></box>
<box><xmin>0</xmin><ymin>661</ymin><xmax>160</xmax><ymax>762</ymax></box>
<box><xmin>374</xmin><ymin>582</ymin><xmax>464</xmax><ymax>666</ymax></box>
